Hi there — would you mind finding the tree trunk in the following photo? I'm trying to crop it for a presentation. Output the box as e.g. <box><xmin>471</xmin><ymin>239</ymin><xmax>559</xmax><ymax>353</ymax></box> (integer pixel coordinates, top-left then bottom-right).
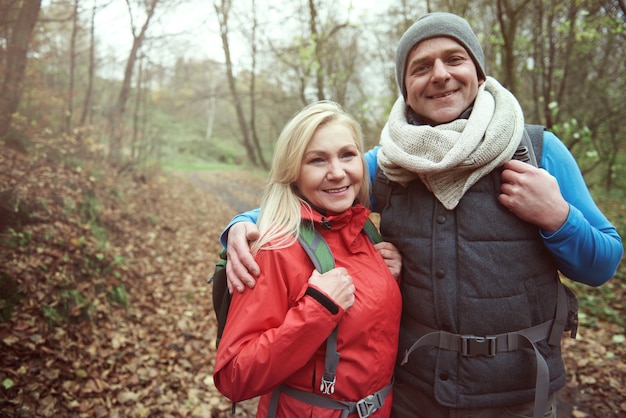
<box><xmin>308</xmin><ymin>0</ymin><xmax>325</xmax><ymax>101</ymax></box>
<box><xmin>79</xmin><ymin>1</ymin><xmax>97</xmax><ymax>127</ymax></box>
<box><xmin>66</xmin><ymin>0</ymin><xmax>79</xmax><ymax>134</ymax></box>
<box><xmin>131</xmin><ymin>54</ymin><xmax>144</xmax><ymax>161</ymax></box>
<box><xmin>495</xmin><ymin>0</ymin><xmax>531</xmax><ymax>95</ymax></box>
<box><xmin>108</xmin><ymin>0</ymin><xmax>159</xmax><ymax>165</ymax></box>
<box><xmin>248</xmin><ymin>0</ymin><xmax>268</xmax><ymax>169</ymax></box>
<box><xmin>215</xmin><ymin>0</ymin><xmax>258</xmax><ymax>166</ymax></box>
<box><xmin>0</xmin><ymin>0</ymin><xmax>42</xmax><ymax>138</ymax></box>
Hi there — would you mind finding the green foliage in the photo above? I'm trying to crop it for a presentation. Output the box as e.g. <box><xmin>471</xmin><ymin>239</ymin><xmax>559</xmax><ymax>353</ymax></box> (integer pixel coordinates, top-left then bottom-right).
<box><xmin>108</xmin><ymin>284</ymin><xmax>129</xmax><ymax>308</ymax></box>
<box><xmin>162</xmin><ymin>160</ymin><xmax>245</xmax><ymax>172</ymax></box>
<box><xmin>2</xmin><ymin>378</ymin><xmax>14</xmax><ymax>390</ymax></box>
<box><xmin>42</xmin><ymin>288</ymin><xmax>93</xmax><ymax>326</ymax></box>
<box><xmin>109</xmin><ymin>187</ymin><xmax>124</xmax><ymax>201</ymax></box>
<box><xmin>63</xmin><ymin>196</ymin><xmax>76</xmax><ymax>214</ymax></box>
<box><xmin>0</xmin><ymin>273</ymin><xmax>21</xmax><ymax>323</ymax></box>
<box><xmin>564</xmin><ymin>191</ymin><xmax>626</xmax><ymax>331</ymax></box>
<box><xmin>1</xmin><ymin>126</ymin><xmax>33</xmax><ymax>153</ymax></box>
<box><xmin>42</xmin><ymin>306</ymin><xmax>63</xmax><ymax>324</ymax></box>
<box><xmin>0</xmin><ymin>192</ymin><xmax>32</xmax><ymax>233</ymax></box>
<box><xmin>79</xmin><ymin>191</ymin><xmax>108</xmax><ymax>247</ymax></box>
<box><xmin>79</xmin><ymin>192</ymin><xmax>101</xmax><ymax>224</ymax></box>
<box><xmin>2</xmin><ymin>228</ymin><xmax>33</xmax><ymax>248</ymax></box>
<box><xmin>566</xmin><ymin>275</ymin><xmax>626</xmax><ymax>330</ymax></box>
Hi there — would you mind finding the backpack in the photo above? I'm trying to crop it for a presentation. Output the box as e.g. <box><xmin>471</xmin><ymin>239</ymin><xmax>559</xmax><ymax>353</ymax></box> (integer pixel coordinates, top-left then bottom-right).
<box><xmin>516</xmin><ymin>125</ymin><xmax>579</xmax><ymax>338</ymax></box>
<box><xmin>209</xmin><ymin>218</ymin><xmax>383</xmax><ymax>349</ymax></box>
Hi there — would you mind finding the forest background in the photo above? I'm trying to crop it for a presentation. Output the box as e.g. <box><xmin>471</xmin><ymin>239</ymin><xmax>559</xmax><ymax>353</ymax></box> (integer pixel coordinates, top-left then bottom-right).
<box><xmin>0</xmin><ymin>0</ymin><xmax>625</xmax><ymax>417</ymax></box>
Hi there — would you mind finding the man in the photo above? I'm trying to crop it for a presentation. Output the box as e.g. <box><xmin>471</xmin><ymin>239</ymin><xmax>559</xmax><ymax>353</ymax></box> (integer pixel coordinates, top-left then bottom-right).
<box><xmin>219</xmin><ymin>12</ymin><xmax>622</xmax><ymax>418</ymax></box>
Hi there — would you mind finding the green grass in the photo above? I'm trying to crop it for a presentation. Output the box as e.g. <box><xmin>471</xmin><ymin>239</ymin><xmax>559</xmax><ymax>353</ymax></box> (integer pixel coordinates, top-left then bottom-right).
<box><xmin>162</xmin><ymin>160</ymin><xmax>244</xmax><ymax>172</ymax></box>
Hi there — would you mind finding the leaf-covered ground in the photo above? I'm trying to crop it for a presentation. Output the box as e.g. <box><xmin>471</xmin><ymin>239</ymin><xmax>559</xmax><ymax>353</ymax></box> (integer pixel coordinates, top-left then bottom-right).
<box><xmin>0</xmin><ymin>138</ymin><xmax>624</xmax><ymax>417</ymax></box>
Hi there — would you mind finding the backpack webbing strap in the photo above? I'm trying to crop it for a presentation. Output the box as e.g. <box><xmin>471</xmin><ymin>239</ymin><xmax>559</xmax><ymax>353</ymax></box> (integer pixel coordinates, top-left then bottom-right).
<box><xmin>362</xmin><ymin>218</ymin><xmax>383</xmax><ymax>244</ymax></box>
<box><xmin>401</xmin><ymin>281</ymin><xmax>569</xmax><ymax>418</ymax></box>
<box><xmin>297</xmin><ymin>223</ymin><xmax>339</xmax><ymax>394</ymax></box>
<box><xmin>268</xmin><ymin>380</ymin><xmax>393</xmax><ymax>418</ymax></box>
<box><xmin>514</xmin><ymin>129</ymin><xmax>538</xmax><ymax>167</ymax></box>
<box><xmin>524</xmin><ymin>124</ymin><xmax>545</xmax><ymax>165</ymax></box>
<box><xmin>272</xmin><ymin>219</ymin><xmax>382</xmax><ymax>410</ymax></box>
<box><xmin>297</xmin><ymin>223</ymin><xmax>335</xmax><ymax>272</ymax></box>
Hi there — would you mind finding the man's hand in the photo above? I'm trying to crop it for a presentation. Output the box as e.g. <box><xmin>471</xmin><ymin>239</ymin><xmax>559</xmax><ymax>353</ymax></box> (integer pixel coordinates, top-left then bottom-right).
<box><xmin>374</xmin><ymin>241</ymin><xmax>402</xmax><ymax>280</ymax></box>
<box><xmin>226</xmin><ymin>222</ymin><xmax>260</xmax><ymax>293</ymax></box>
<box><xmin>308</xmin><ymin>267</ymin><xmax>355</xmax><ymax>311</ymax></box>
<box><xmin>499</xmin><ymin>160</ymin><xmax>570</xmax><ymax>233</ymax></box>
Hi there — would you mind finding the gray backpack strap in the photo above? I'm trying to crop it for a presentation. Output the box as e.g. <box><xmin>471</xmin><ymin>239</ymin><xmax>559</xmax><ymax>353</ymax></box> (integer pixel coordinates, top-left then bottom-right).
<box><xmin>269</xmin><ymin>381</ymin><xmax>393</xmax><ymax>418</ymax></box>
<box><xmin>514</xmin><ymin>129</ymin><xmax>538</xmax><ymax>167</ymax></box>
<box><xmin>518</xmin><ymin>124</ymin><xmax>545</xmax><ymax>167</ymax></box>
<box><xmin>372</xmin><ymin>167</ymin><xmax>393</xmax><ymax>213</ymax></box>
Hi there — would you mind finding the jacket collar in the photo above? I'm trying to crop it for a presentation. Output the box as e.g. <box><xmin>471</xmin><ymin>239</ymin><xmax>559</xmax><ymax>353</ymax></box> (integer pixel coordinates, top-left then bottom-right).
<box><xmin>299</xmin><ymin>202</ymin><xmax>371</xmax><ymax>246</ymax></box>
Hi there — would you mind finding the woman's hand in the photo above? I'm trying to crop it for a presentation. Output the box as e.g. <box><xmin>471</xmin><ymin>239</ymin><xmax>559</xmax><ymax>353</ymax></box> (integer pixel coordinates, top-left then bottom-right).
<box><xmin>308</xmin><ymin>267</ymin><xmax>355</xmax><ymax>311</ymax></box>
<box><xmin>375</xmin><ymin>241</ymin><xmax>402</xmax><ymax>281</ymax></box>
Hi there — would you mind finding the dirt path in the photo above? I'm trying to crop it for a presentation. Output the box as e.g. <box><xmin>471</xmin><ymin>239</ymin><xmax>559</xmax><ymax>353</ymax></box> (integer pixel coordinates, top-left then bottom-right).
<box><xmin>187</xmin><ymin>171</ymin><xmax>264</xmax><ymax>215</ymax></box>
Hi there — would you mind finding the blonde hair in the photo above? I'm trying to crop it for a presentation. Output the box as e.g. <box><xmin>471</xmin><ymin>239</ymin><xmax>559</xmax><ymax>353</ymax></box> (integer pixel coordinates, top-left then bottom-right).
<box><xmin>251</xmin><ymin>101</ymin><xmax>369</xmax><ymax>254</ymax></box>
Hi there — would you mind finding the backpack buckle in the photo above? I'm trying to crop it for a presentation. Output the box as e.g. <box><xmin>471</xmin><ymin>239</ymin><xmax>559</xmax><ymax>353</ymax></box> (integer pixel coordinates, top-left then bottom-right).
<box><xmin>461</xmin><ymin>335</ymin><xmax>496</xmax><ymax>357</ymax></box>
<box><xmin>513</xmin><ymin>145</ymin><xmax>532</xmax><ymax>164</ymax></box>
<box><xmin>356</xmin><ymin>392</ymin><xmax>383</xmax><ymax>418</ymax></box>
<box><xmin>320</xmin><ymin>376</ymin><xmax>335</xmax><ymax>395</ymax></box>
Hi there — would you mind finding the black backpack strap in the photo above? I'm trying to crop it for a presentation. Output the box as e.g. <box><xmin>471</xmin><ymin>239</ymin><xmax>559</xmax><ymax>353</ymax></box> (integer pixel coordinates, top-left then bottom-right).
<box><xmin>210</xmin><ymin>248</ymin><xmax>231</xmax><ymax>348</ymax></box>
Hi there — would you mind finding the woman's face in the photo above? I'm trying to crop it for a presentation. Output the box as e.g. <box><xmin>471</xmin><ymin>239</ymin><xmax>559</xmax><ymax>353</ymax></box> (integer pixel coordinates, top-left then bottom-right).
<box><xmin>404</xmin><ymin>36</ymin><xmax>484</xmax><ymax>125</ymax></box>
<box><xmin>296</xmin><ymin>121</ymin><xmax>363</xmax><ymax>214</ymax></box>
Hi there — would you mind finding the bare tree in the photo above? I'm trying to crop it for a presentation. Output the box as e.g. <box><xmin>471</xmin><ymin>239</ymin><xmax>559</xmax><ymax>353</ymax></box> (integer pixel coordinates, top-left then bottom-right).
<box><xmin>205</xmin><ymin>73</ymin><xmax>218</xmax><ymax>141</ymax></box>
<box><xmin>65</xmin><ymin>0</ymin><xmax>79</xmax><ymax>134</ymax></box>
<box><xmin>214</xmin><ymin>0</ymin><xmax>259</xmax><ymax>166</ymax></box>
<box><xmin>131</xmin><ymin>53</ymin><xmax>145</xmax><ymax>160</ymax></box>
<box><xmin>494</xmin><ymin>0</ymin><xmax>532</xmax><ymax>95</ymax></box>
<box><xmin>247</xmin><ymin>0</ymin><xmax>268</xmax><ymax>169</ymax></box>
<box><xmin>108</xmin><ymin>0</ymin><xmax>160</xmax><ymax>165</ymax></box>
<box><xmin>79</xmin><ymin>0</ymin><xmax>99</xmax><ymax>127</ymax></box>
<box><xmin>0</xmin><ymin>0</ymin><xmax>42</xmax><ymax>138</ymax></box>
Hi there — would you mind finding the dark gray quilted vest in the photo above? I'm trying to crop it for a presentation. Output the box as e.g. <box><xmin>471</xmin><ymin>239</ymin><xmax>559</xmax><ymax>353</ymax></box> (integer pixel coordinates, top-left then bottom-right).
<box><xmin>372</xmin><ymin>127</ymin><xmax>567</xmax><ymax>408</ymax></box>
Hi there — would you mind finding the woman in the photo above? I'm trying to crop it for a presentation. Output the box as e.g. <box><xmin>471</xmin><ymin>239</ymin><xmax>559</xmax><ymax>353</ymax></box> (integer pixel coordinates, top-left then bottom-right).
<box><xmin>213</xmin><ymin>101</ymin><xmax>402</xmax><ymax>417</ymax></box>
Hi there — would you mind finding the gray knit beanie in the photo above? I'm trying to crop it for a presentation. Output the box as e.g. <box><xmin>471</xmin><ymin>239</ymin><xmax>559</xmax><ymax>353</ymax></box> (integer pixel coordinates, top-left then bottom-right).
<box><xmin>395</xmin><ymin>12</ymin><xmax>486</xmax><ymax>99</ymax></box>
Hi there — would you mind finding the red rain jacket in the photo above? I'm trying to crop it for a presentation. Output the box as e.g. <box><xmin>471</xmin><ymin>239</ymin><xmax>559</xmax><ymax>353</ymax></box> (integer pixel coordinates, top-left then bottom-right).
<box><xmin>213</xmin><ymin>204</ymin><xmax>401</xmax><ymax>417</ymax></box>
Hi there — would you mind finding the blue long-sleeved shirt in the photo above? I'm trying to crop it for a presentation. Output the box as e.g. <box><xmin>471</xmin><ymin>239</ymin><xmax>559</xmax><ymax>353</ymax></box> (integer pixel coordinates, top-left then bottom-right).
<box><xmin>221</xmin><ymin>130</ymin><xmax>622</xmax><ymax>286</ymax></box>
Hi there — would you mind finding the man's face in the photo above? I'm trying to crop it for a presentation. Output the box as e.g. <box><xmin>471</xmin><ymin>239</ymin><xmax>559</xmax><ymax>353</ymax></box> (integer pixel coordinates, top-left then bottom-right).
<box><xmin>404</xmin><ymin>37</ymin><xmax>484</xmax><ymax>125</ymax></box>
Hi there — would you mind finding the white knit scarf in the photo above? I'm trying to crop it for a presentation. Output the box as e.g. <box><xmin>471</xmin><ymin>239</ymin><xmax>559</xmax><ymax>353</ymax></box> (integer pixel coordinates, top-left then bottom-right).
<box><xmin>378</xmin><ymin>76</ymin><xmax>524</xmax><ymax>210</ymax></box>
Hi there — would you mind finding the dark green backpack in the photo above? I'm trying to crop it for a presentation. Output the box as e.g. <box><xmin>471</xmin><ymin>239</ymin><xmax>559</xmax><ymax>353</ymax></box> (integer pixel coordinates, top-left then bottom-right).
<box><xmin>209</xmin><ymin>218</ymin><xmax>382</xmax><ymax>349</ymax></box>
